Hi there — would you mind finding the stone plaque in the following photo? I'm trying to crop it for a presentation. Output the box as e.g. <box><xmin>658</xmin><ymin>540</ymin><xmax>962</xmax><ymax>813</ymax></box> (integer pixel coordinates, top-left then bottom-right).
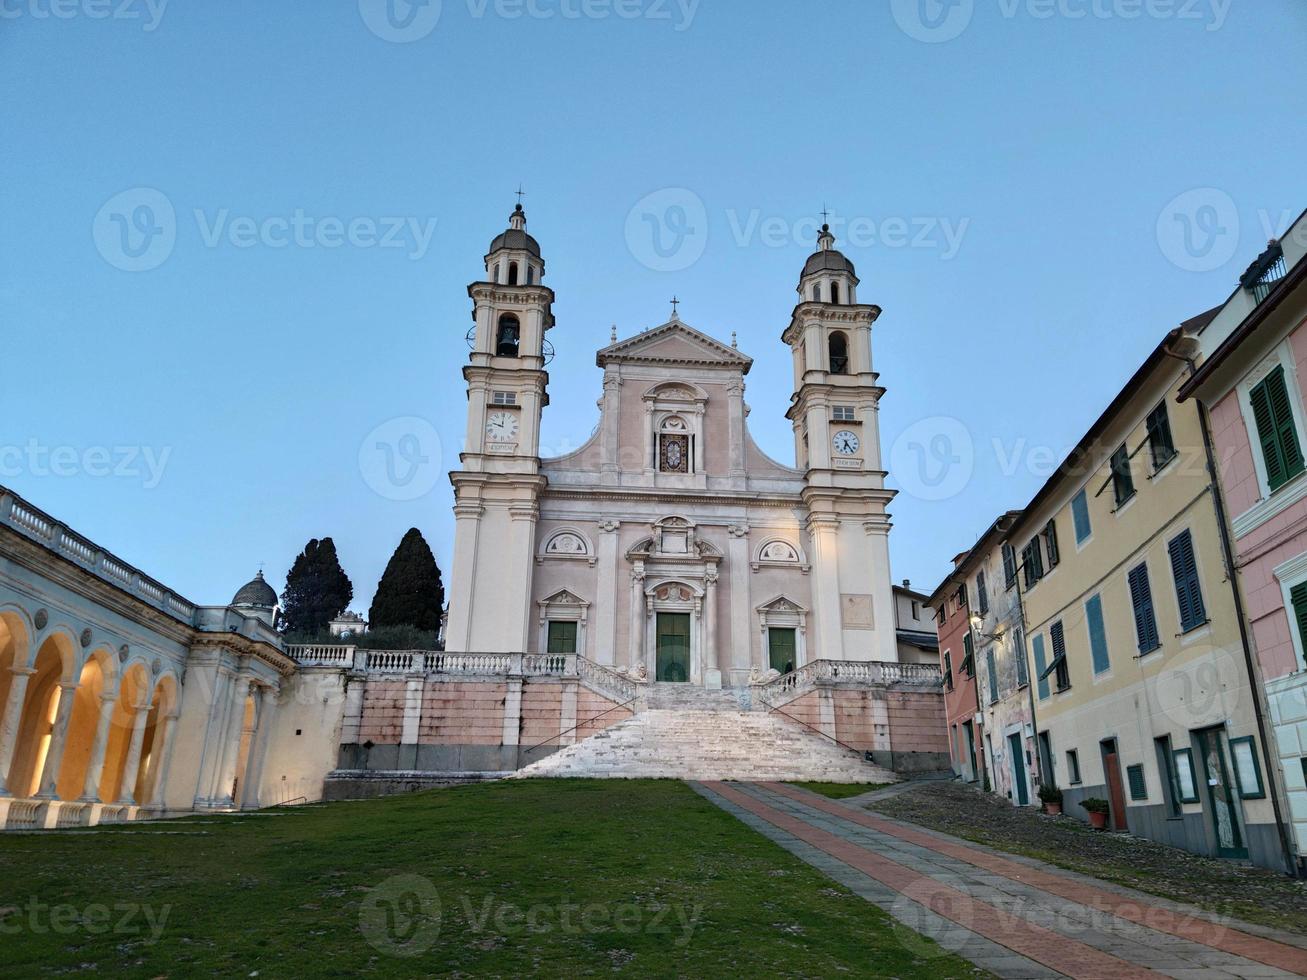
<box><xmin>841</xmin><ymin>594</ymin><xmax>874</xmax><ymax>630</ymax></box>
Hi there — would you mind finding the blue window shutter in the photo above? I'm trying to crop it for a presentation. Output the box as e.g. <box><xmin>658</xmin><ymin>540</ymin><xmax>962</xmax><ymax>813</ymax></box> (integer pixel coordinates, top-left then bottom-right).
<box><xmin>1086</xmin><ymin>594</ymin><xmax>1110</xmax><ymax>674</ymax></box>
<box><xmin>1072</xmin><ymin>490</ymin><xmax>1091</xmax><ymax>544</ymax></box>
<box><xmin>1033</xmin><ymin>635</ymin><xmax>1049</xmax><ymax>700</ymax></box>
<box><xmin>1169</xmin><ymin>530</ymin><xmax>1206</xmax><ymax>631</ymax></box>
<box><xmin>1128</xmin><ymin>563</ymin><xmax>1159</xmax><ymax>652</ymax></box>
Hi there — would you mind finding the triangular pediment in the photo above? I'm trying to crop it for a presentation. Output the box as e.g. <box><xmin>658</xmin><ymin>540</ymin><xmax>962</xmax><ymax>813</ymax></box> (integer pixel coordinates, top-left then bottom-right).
<box><xmin>597</xmin><ymin>319</ymin><xmax>752</xmax><ymax>373</ymax></box>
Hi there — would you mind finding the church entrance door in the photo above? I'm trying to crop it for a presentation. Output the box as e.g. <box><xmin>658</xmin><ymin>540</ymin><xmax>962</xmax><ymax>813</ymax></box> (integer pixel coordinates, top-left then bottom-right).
<box><xmin>655</xmin><ymin>613</ymin><xmax>691</xmax><ymax>682</ymax></box>
<box><xmin>768</xmin><ymin>627</ymin><xmax>796</xmax><ymax>675</ymax></box>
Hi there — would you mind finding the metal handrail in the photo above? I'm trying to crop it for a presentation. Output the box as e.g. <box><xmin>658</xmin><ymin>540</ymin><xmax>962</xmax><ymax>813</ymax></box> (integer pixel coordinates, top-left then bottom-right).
<box><xmin>522</xmin><ymin>697</ymin><xmax>637</xmax><ymax>754</ymax></box>
<box><xmin>759</xmin><ymin>698</ymin><xmax>870</xmax><ymax>760</ymax></box>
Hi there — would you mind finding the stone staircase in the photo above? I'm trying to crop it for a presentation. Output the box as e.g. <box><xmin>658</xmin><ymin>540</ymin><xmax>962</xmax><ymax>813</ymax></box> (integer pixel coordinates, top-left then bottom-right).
<box><xmin>511</xmin><ymin>688</ymin><xmax>896</xmax><ymax>783</ymax></box>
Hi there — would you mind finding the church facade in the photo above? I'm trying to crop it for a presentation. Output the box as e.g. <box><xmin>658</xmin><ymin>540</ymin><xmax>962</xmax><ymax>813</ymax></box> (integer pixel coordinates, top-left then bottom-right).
<box><xmin>445</xmin><ymin>205</ymin><xmax>899</xmax><ymax>683</ymax></box>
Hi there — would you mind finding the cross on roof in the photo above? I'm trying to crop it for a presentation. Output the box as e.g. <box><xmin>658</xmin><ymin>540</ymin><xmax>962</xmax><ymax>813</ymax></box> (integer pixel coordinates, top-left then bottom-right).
<box><xmin>670</xmin><ymin>296</ymin><xmax>680</xmax><ymax>317</ymax></box>
<box><xmin>820</xmin><ymin>204</ymin><xmax>831</xmax><ymax>224</ymax></box>
<box><xmin>515</xmin><ymin>184</ymin><xmax>526</xmax><ymax>205</ymax></box>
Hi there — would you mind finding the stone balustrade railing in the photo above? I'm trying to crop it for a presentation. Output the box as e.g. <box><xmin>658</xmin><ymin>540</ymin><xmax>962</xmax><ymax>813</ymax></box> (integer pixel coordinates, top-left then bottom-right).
<box><xmin>755</xmin><ymin>658</ymin><xmax>943</xmax><ymax>705</ymax></box>
<box><xmin>576</xmin><ymin>656</ymin><xmax>639</xmax><ymax>702</ymax></box>
<box><xmin>1</xmin><ymin>488</ymin><xmax>199</xmax><ymax>624</ymax></box>
<box><xmin>285</xmin><ymin>646</ymin><xmax>581</xmax><ymax>678</ymax></box>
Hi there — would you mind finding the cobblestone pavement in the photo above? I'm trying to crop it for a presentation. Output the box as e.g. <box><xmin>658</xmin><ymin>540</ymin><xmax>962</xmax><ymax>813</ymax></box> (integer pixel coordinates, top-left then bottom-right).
<box><xmin>868</xmin><ymin>781</ymin><xmax>1307</xmax><ymax>937</ymax></box>
<box><xmin>693</xmin><ymin>781</ymin><xmax>1307</xmax><ymax>979</ymax></box>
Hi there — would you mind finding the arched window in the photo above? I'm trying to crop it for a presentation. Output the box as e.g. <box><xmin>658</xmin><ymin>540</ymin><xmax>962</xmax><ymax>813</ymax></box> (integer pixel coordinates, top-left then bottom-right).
<box><xmin>828</xmin><ymin>331</ymin><xmax>849</xmax><ymax>375</ymax></box>
<box><xmin>526</xmin><ymin>265</ymin><xmax>535</xmax><ymax>285</ymax></box>
<box><xmin>829</xmin><ymin>281</ymin><xmax>840</xmax><ymax>304</ymax></box>
<box><xmin>508</xmin><ymin>262</ymin><xmax>519</xmax><ymax>285</ymax></box>
<box><xmin>496</xmin><ymin>262</ymin><xmax>504</xmax><ymax>284</ymax></box>
<box><xmin>811</xmin><ymin>284</ymin><xmax>820</xmax><ymax>301</ymax></box>
<box><xmin>496</xmin><ymin>314</ymin><xmax>521</xmax><ymax>357</ymax></box>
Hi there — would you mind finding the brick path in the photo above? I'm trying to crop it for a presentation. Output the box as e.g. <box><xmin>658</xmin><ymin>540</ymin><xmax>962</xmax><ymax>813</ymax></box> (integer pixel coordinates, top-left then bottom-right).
<box><xmin>693</xmin><ymin>781</ymin><xmax>1307</xmax><ymax>979</ymax></box>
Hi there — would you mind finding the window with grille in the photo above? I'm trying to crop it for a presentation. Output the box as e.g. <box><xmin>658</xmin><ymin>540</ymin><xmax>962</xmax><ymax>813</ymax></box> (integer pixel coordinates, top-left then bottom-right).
<box><xmin>492</xmin><ymin>391</ymin><xmax>517</xmax><ymax>405</ymax></box>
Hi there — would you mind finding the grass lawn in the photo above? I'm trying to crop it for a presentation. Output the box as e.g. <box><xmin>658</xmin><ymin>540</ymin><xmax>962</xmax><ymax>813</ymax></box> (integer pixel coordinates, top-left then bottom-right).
<box><xmin>0</xmin><ymin>780</ymin><xmax>987</xmax><ymax>977</ymax></box>
<box><xmin>790</xmin><ymin>781</ymin><xmax>891</xmax><ymax>800</ymax></box>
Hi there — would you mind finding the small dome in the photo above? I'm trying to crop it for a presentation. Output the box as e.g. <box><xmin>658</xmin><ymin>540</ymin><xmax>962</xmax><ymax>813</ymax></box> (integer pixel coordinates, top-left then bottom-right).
<box><xmin>801</xmin><ymin>248</ymin><xmax>857</xmax><ymax>279</ymax></box>
<box><xmin>232</xmin><ymin>570</ymin><xmax>277</xmax><ymax>608</ymax></box>
<box><xmin>488</xmin><ymin>204</ymin><xmax>541</xmax><ymax>257</ymax></box>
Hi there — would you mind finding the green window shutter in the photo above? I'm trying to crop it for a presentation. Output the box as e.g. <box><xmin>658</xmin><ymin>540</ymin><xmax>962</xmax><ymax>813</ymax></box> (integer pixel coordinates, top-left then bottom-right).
<box><xmin>1128</xmin><ymin>563</ymin><xmax>1159</xmax><ymax>653</ymax></box>
<box><xmin>1168</xmin><ymin>530</ymin><xmax>1206</xmax><ymax>631</ymax></box>
<box><xmin>1290</xmin><ymin>581</ymin><xmax>1307</xmax><ymax>667</ymax></box>
<box><xmin>986</xmin><ymin>649</ymin><xmax>998</xmax><ymax>703</ymax></box>
<box><xmin>1086</xmin><ymin>594</ymin><xmax>1110</xmax><ymax>674</ymax></box>
<box><xmin>1269</xmin><ymin>367</ymin><xmax>1305</xmax><ymax>482</ymax></box>
<box><xmin>1072</xmin><ymin>490</ymin><xmax>1092</xmax><ymax>544</ymax></box>
<box><xmin>1127</xmin><ymin>763</ymin><xmax>1147</xmax><ymax>801</ymax></box>
<box><xmin>1250</xmin><ymin>376</ymin><xmax>1286</xmax><ymax>489</ymax></box>
<box><xmin>977</xmin><ymin>570</ymin><xmax>988</xmax><ymax>614</ymax></box>
<box><xmin>1032</xmin><ymin>635</ymin><xmax>1049</xmax><ymax>700</ymax></box>
<box><xmin>1044</xmin><ymin>520</ymin><xmax>1060</xmax><ymax>568</ymax></box>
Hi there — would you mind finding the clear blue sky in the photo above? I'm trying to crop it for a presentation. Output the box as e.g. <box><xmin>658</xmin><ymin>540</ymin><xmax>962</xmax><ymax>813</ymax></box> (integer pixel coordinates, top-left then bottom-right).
<box><xmin>2</xmin><ymin>1</ymin><xmax>1304</xmax><ymax>611</ymax></box>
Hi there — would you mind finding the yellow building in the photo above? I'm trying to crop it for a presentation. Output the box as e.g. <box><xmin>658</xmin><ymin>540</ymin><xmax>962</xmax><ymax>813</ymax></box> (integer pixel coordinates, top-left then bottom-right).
<box><xmin>1007</xmin><ymin>325</ymin><xmax>1289</xmax><ymax>870</ymax></box>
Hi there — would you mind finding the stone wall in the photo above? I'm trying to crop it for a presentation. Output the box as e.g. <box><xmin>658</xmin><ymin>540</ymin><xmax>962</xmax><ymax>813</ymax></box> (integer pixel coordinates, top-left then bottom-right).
<box><xmin>773</xmin><ymin>685</ymin><xmax>949</xmax><ymax>774</ymax></box>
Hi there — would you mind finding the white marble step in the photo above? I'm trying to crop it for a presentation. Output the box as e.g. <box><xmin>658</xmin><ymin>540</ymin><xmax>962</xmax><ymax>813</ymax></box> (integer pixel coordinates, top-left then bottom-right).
<box><xmin>511</xmin><ymin>708</ymin><xmax>896</xmax><ymax>783</ymax></box>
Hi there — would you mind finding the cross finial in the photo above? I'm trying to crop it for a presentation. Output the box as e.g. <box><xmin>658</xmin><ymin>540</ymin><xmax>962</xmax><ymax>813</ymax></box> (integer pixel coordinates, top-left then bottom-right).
<box><xmin>610</xmin><ymin>323</ymin><xmax>617</xmax><ymax>343</ymax></box>
<box><xmin>820</xmin><ymin>203</ymin><xmax>830</xmax><ymax>225</ymax></box>
<box><xmin>670</xmin><ymin>296</ymin><xmax>680</xmax><ymax>318</ymax></box>
<box><xmin>731</xmin><ymin>331</ymin><xmax>738</xmax><ymax>349</ymax></box>
<box><xmin>515</xmin><ymin>184</ymin><xmax>526</xmax><ymax>205</ymax></box>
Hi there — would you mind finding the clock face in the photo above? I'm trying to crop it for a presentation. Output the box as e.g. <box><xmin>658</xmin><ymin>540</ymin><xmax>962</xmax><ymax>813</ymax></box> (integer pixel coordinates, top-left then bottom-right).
<box><xmin>832</xmin><ymin>430</ymin><xmax>860</xmax><ymax>456</ymax></box>
<box><xmin>486</xmin><ymin>411</ymin><xmax>519</xmax><ymax>443</ymax></box>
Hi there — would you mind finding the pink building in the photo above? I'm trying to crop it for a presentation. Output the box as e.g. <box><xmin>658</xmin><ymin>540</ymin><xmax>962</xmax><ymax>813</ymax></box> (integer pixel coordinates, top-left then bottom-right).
<box><xmin>1180</xmin><ymin>212</ymin><xmax>1307</xmax><ymax>873</ymax></box>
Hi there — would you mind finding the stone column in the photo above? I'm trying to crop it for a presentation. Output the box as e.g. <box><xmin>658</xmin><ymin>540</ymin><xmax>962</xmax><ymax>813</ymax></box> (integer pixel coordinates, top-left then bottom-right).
<box><xmin>727</xmin><ymin>525</ymin><xmax>752</xmax><ymax>678</ymax></box>
<box><xmin>627</xmin><ymin>565</ymin><xmax>645</xmax><ymax>671</ymax></box>
<box><xmin>240</xmin><ymin>695</ymin><xmax>275</xmax><ymax>809</ymax></box>
<box><xmin>213</xmin><ymin>677</ymin><xmax>252</xmax><ymax>805</ymax></box>
<box><xmin>78</xmin><ymin>692</ymin><xmax>118</xmax><ymax>802</ymax></box>
<box><xmin>595</xmin><ymin>521</ymin><xmax>620</xmax><ymax>665</ymax></box>
<box><xmin>146</xmin><ymin>712</ymin><xmax>181</xmax><ymax>809</ymax></box>
<box><xmin>35</xmin><ymin>681</ymin><xmax>79</xmax><ymax>799</ymax></box>
<box><xmin>0</xmin><ymin>666</ymin><xmax>34</xmax><ymax>795</ymax></box>
<box><xmin>600</xmin><ymin>373</ymin><xmax>621</xmax><ymax>477</ymax></box>
<box><xmin>114</xmin><ymin>697</ymin><xmax>153</xmax><ymax>805</ymax></box>
<box><xmin>704</xmin><ymin>568</ymin><xmax>720</xmax><ymax>689</ymax></box>
<box><xmin>195</xmin><ymin>665</ymin><xmax>235</xmax><ymax>806</ymax></box>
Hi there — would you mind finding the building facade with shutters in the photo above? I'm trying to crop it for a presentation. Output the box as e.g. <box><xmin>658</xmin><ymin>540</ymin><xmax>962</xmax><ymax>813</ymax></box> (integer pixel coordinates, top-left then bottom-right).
<box><xmin>1008</xmin><ymin>327</ymin><xmax>1285</xmax><ymax>870</ymax></box>
<box><xmin>1178</xmin><ymin>209</ymin><xmax>1307</xmax><ymax>874</ymax></box>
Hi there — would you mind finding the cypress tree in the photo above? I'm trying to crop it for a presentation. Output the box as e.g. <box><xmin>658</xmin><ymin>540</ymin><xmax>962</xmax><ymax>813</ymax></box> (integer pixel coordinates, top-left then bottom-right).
<box><xmin>369</xmin><ymin>528</ymin><xmax>445</xmax><ymax>633</ymax></box>
<box><xmin>280</xmin><ymin>537</ymin><xmax>353</xmax><ymax>635</ymax></box>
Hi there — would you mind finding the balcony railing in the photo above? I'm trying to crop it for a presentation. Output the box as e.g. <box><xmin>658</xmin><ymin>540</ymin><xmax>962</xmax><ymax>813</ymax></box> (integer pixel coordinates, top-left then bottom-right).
<box><xmin>284</xmin><ymin>646</ymin><xmax>581</xmax><ymax>678</ymax></box>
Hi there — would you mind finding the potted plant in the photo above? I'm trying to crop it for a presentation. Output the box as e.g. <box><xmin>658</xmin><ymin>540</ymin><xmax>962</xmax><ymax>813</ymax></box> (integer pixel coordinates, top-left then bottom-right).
<box><xmin>1080</xmin><ymin>797</ymin><xmax>1110</xmax><ymax>829</ymax></box>
<box><xmin>1038</xmin><ymin>784</ymin><xmax>1063</xmax><ymax>815</ymax></box>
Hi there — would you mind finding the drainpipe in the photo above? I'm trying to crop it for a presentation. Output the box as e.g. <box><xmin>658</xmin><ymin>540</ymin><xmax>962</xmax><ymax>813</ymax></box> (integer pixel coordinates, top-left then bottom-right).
<box><xmin>963</xmin><ymin>611</ymin><xmax>989</xmax><ymax>789</ymax></box>
<box><xmin>1167</xmin><ymin>342</ymin><xmax>1300</xmax><ymax>878</ymax></box>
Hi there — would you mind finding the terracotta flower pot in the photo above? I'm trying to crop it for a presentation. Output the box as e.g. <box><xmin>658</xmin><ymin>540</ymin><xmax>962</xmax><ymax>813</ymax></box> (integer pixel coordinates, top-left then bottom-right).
<box><xmin>1044</xmin><ymin>802</ymin><xmax>1062</xmax><ymax>816</ymax></box>
<box><xmin>1087</xmin><ymin>810</ymin><xmax>1108</xmax><ymax>830</ymax></box>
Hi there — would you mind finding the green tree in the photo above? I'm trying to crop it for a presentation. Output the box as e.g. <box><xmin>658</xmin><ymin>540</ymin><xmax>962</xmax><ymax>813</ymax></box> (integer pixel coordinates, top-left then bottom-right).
<box><xmin>280</xmin><ymin>537</ymin><xmax>353</xmax><ymax>635</ymax></box>
<box><xmin>369</xmin><ymin>528</ymin><xmax>445</xmax><ymax>634</ymax></box>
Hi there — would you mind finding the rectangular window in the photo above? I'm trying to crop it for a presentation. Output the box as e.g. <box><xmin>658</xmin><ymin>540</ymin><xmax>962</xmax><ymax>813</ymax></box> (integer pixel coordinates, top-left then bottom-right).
<box><xmin>1168</xmin><ymin>529</ymin><xmax>1207</xmax><ymax>632</ymax></box>
<box><xmin>1249</xmin><ymin>364</ymin><xmax>1305</xmax><ymax>492</ymax></box>
<box><xmin>1111</xmin><ymin>445</ymin><xmax>1136</xmax><ymax>506</ymax></box>
<box><xmin>1050</xmin><ymin>620</ymin><xmax>1070</xmax><ymax>691</ymax></box>
<box><xmin>1013</xmin><ymin>630</ymin><xmax>1028</xmax><ymax>688</ymax></box>
<box><xmin>1128</xmin><ymin>562</ymin><xmax>1161</xmax><ymax>654</ymax></box>
<box><xmin>491</xmin><ymin>390</ymin><xmax>517</xmax><ymax>405</ymax></box>
<box><xmin>1293</xmin><ymin>582</ymin><xmax>1307</xmax><ymax>669</ymax></box>
<box><xmin>977</xmin><ymin>570</ymin><xmax>989</xmax><ymax>615</ymax></box>
<box><xmin>1003</xmin><ymin>542</ymin><xmax>1018</xmax><ymax>589</ymax></box>
<box><xmin>1067</xmin><ymin>749</ymin><xmax>1081</xmax><ymax>785</ymax></box>
<box><xmin>1022</xmin><ymin>537</ymin><xmax>1044</xmax><ymax>588</ymax></box>
<box><xmin>1043</xmin><ymin>519</ymin><xmax>1060</xmax><ymax>569</ymax></box>
<box><xmin>1032</xmin><ymin>634</ymin><xmax>1050</xmax><ymax>701</ymax></box>
<box><xmin>1072</xmin><ymin>489</ymin><xmax>1092</xmax><ymax>544</ymax></box>
<box><xmin>957</xmin><ymin>584</ymin><xmax>968</xmax><ymax>609</ymax></box>
<box><xmin>1146</xmin><ymin>402</ymin><xmax>1177</xmax><ymax>471</ymax></box>
<box><xmin>936</xmin><ymin>603</ymin><xmax>946</xmax><ymax>626</ymax></box>
<box><xmin>546</xmin><ymin>620</ymin><xmax>577</xmax><ymax>654</ymax></box>
<box><xmin>1172</xmin><ymin>748</ymin><xmax>1199</xmax><ymax>802</ymax></box>
<box><xmin>943</xmin><ymin>651</ymin><xmax>953</xmax><ymax>691</ymax></box>
<box><xmin>1156</xmin><ymin>736</ymin><xmax>1182</xmax><ymax>817</ymax></box>
<box><xmin>1229</xmin><ymin>736</ymin><xmax>1265</xmax><ymax>799</ymax></box>
<box><xmin>1086</xmin><ymin>594</ymin><xmax>1110</xmax><ymax>675</ymax></box>
<box><xmin>1126</xmin><ymin>763</ymin><xmax>1147</xmax><ymax>801</ymax></box>
<box><xmin>832</xmin><ymin>405</ymin><xmax>856</xmax><ymax>421</ymax></box>
<box><xmin>986</xmin><ymin>648</ymin><xmax>998</xmax><ymax>704</ymax></box>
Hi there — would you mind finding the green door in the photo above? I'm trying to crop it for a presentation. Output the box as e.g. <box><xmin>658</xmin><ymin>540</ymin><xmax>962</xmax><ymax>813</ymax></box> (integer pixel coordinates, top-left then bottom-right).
<box><xmin>656</xmin><ymin>613</ymin><xmax>691</xmax><ymax>682</ymax></box>
<box><xmin>1196</xmin><ymin>728</ymin><xmax>1247</xmax><ymax>859</ymax></box>
<box><xmin>1008</xmin><ymin>732</ymin><xmax>1030</xmax><ymax>806</ymax></box>
<box><xmin>768</xmin><ymin>627</ymin><xmax>797</xmax><ymax>674</ymax></box>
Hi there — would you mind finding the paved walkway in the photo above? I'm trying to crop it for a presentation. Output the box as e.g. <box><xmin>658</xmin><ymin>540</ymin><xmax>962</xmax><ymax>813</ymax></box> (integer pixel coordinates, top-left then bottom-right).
<box><xmin>693</xmin><ymin>781</ymin><xmax>1307</xmax><ymax>979</ymax></box>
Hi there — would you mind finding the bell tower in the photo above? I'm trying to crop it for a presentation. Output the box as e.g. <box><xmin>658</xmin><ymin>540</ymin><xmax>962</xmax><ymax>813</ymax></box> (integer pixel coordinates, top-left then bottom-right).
<box><xmin>445</xmin><ymin>204</ymin><xmax>553</xmax><ymax>653</ymax></box>
<box><xmin>783</xmin><ymin>222</ymin><xmax>898</xmax><ymax>662</ymax></box>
